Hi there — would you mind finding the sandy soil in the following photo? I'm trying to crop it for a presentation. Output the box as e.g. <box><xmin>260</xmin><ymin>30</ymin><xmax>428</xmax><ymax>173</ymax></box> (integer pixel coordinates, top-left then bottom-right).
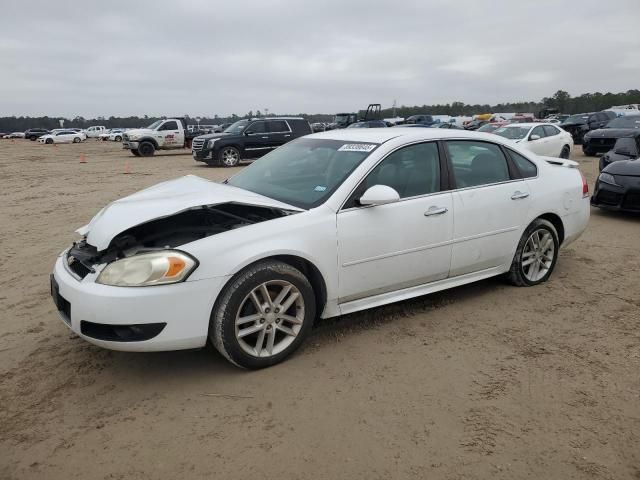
<box><xmin>0</xmin><ymin>139</ymin><xmax>638</xmax><ymax>480</ymax></box>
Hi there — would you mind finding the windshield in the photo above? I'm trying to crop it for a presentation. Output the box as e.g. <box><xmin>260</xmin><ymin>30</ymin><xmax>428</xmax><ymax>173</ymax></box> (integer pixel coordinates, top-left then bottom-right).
<box><xmin>605</xmin><ymin>116</ymin><xmax>640</xmax><ymax>129</ymax></box>
<box><xmin>146</xmin><ymin>120</ymin><xmax>163</xmax><ymax>130</ymax></box>
<box><xmin>334</xmin><ymin>114</ymin><xmax>351</xmax><ymax>125</ymax></box>
<box><xmin>223</xmin><ymin>120</ymin><xmax>249</xmax><ymax>134</ymax></box>
<box><xmin>227</xmin><ymin>138</ymin><xmax>379</xmax><ymax>209</ymax></box>
<box><xmin>563</xmin><ymin>115</ymin><xmax>589</xmax><ymax>124</ymax></box>
<box><xmin>494</xmin><ymin>126</ymin><xmax>530</xmax><ymax>140</ymax></box>
<box><xmin>347</xmin><ymin>122</ymin><xmax>368</xmax><ymax>128</ymax></box>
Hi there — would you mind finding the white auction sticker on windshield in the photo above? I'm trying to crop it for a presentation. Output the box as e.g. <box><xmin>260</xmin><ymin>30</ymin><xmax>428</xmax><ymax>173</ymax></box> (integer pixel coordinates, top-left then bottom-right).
<box><xmin>338</xmin><ymin>143</ymin><xmax>377</xmax><ymax>152</ymax></box>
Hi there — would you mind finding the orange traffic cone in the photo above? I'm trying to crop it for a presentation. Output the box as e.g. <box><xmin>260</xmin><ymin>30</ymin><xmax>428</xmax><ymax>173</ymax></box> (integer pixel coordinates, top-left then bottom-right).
<box><xmin>79</xmin><ymin>154</ymin><xmax>87</xmax><ymax>163</ymax></box>
<box><xmin>123</xmin><ymin>161</ymin><xmax>131</xmax><ymax>174</ymax></box>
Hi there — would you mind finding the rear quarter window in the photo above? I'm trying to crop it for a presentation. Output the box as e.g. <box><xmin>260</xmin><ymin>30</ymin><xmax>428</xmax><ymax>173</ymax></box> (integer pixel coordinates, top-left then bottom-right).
<box><xmin>507</xmin><ymin>149</ymin><xmax>538</xmax><ymax>178</ymax></box>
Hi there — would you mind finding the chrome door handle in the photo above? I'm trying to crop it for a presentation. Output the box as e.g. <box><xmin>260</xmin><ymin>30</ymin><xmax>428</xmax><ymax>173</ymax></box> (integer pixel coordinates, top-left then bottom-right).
<box><xmin>424</xmin><ymin>206</ymin><xmax>448</xmax><ymax>216</ymax></box>
<box><xmin>511</xmin><ymin>191</ymin><xmax>529</xmax><ymax>200</ymax></box>
<box><xmin>261</xmin><ymin>136</ymin><xmax>268</xmax><ymax>139</ymax></box>
<box><xmin>284</xmin><ymin>135</ymin><xmax>291</xmax><ymax>137</ymax></box>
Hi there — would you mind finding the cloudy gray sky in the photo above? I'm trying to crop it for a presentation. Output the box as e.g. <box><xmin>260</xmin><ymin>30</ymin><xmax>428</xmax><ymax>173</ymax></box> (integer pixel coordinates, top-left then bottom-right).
<box><xmin>1</xmin><ymin>0</ymin><xmax>639</xmax><ymax>117</ymax></box>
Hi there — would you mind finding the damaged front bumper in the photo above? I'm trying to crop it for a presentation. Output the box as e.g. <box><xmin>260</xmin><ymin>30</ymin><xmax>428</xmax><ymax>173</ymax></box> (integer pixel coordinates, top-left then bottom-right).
<box><xmin>51</xmin><ymin>251</ymin><xmax>229</xmax><ymax>352</ymax></box>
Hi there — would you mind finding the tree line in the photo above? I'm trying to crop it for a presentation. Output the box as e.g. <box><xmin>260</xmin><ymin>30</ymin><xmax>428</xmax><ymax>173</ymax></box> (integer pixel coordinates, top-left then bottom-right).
<box><xmin>1</xmin><ymin>89</ymin><xmax>638</xmax><ymax>132</ymax></box>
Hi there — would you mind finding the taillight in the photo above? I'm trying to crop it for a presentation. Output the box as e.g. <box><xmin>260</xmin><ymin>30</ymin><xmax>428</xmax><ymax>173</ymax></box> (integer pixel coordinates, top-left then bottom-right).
<box><xmin>580</xmin><ymin>171</ymin><xmax>589</xmax><ymax>197</ymax></box>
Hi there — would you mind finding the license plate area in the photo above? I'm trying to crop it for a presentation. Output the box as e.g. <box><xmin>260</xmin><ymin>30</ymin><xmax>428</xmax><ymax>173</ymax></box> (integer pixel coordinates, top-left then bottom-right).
<box><xmin>50</xmin><ymin>275</ymin><xmax>71</xmax><ymax>325</ymax></box>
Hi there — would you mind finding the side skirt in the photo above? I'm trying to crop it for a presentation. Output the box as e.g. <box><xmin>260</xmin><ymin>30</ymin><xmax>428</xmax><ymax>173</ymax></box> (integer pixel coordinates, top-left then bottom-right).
<box><xmin>337</xmin><ymin>265</ymin><xmax>508</xmax><ymax>316</ymax></box>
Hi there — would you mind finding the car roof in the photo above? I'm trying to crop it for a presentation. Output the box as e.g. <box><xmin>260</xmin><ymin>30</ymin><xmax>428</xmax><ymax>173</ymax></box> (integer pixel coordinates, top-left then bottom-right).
<box><xmin>501</xmin><ymin>122</ymin><xmax>555</xmax><ymax>128</ymax></box>
<box><xmin>307</xmin><ymin>127</ymin><xmax>509</xmax><ymax>143</ymax></box>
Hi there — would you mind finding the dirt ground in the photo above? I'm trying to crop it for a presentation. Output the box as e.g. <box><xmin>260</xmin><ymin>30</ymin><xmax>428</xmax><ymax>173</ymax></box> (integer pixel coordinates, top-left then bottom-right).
<box><xmin>0</xmin><ymin>138</ymin><xmax>638</xmax><ymax>480</ymax></box>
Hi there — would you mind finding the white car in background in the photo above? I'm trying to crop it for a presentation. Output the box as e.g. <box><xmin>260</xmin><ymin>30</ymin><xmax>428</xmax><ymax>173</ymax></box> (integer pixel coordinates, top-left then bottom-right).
<box><xmin>99</xmin><ymin>129</ymin><xmax>126</xmax><ymax>142</ymax></box>
<box><xmin>38</xmin><ymin>130</ymin><xmax>86</xmax><ymax>144</ymax></box>
<box><xmin>84</xmin><ymin>126</ymin><xmax>107</xmax><ymax>138</ymax></box>
<box><xmin>3</xmin><ymin>132</ymin><xmax>25</xmax><ymax>139</ymax></box>
<box><xmin>493</xmin><ymin>123</ymin><xmax>573</xmax><ymax>158</ymax></box>
<box><xmin>51</xmin><ymin>128</ymin><xmax>589</xmax><ymax>369</ymax></box>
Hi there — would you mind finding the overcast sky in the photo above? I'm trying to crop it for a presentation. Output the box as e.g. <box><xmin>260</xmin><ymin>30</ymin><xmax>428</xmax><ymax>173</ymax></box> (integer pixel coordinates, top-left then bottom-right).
<box><xmin>1</xmin><ymin>0</ymin><xmax>639</xmax><ymax>118</ymax></box>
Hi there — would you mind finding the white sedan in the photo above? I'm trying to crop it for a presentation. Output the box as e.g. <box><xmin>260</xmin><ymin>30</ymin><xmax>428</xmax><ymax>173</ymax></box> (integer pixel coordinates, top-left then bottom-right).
<box><xmin>38</xmin><ymin>130</ymin><xmax>86</xmax><ymax>144</ymax></box>
<box><xmin>99</xmin><ymin>129</ymin><xmax>126</xmax><ymax>142</ymax></box>
<box><xmin>51</xmin><ymin>129</ymin><xmax>589</xmax><ymax>368</ymax></box>
<box><xmin>493</xmin><ymin>123</ymin><xmax>573</xmax><ymax>158</ymax></box>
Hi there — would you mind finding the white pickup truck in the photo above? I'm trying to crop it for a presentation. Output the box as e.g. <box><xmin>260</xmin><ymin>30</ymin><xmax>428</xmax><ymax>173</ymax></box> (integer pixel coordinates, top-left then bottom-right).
<box><xmin>84</xmin><ymin>126</ymin><xmax>107</xmax><ymax>138</ymax></box>
<box><xmin>122</xmin><ymin>118</ymin><xmax>198</xmax><ymax>157</ymax></box>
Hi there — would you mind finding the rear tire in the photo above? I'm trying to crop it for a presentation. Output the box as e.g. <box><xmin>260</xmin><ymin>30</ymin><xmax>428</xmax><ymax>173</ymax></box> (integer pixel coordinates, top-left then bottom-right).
<box><xmin>30</xmin><ymin>135</ymin><xmax>37</xmax><ymax>141</ymax></box>
<box><xmin>73</xmin><ymin>137</ymin><xmax>81</xmax><ymax>143</ymax></box>
<box><xmin>131</xmin><ymin>149</ymin><xmax>141</xmax><ymax>157</ymax></box>
<box><xmin>559</xmin><ymin>145</ymin><xmax>570</xmax><ymax>159</ymax></box>
<box><xmin>210</xmin><ymin>260</ymin><xmax>316</xmax><ymax>369</ymax></box>
<box><xmin>138</xmin><ymin>141</ymin><xmax>155</xmax><ymax>157</ymax></box>
<box><xmin>583</xmin><ymin>146</ymin><xmax>596</xmax><ymax>157</ymax></box>
<box><xmin>115</xmin><ymin>135</ymin><xmax>122</xmax><ymax>142</ymax></box>
<box><xmin>506</xmin><ymin>218</ymin><xmax>559</xmax><ymax>287</ymax></box>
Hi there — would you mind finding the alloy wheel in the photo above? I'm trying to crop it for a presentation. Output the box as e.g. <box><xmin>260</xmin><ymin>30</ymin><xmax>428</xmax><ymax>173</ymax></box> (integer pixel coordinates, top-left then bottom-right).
<box><xmin>235</xmin><ymin>280</ymin><xmax>305</xmax><ymax>357</ymax></box>
<box><xmin>222</xmin><ymin>148</ymin><xmax>239</xmax><ymax>166</ymax></box>
<box><xmin>521</xmin><ymin>229</ymin><xmax>555</xmax><ymax>282</ymax></box>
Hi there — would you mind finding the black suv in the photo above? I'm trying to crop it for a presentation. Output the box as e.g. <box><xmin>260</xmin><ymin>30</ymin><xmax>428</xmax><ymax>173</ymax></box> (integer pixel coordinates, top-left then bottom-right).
<box><xmin>560</xmin><ymin>111</ymin><xmax>616</xmax><ymax>144</ymax></box>
<box><xmin>192</xmin><ymin>117</ymin><xmax>312</xmax><ymax>167</ymax></box>
<box><xmin>582</xmin><ymin>115</ymin><xmax>640</xmax><ymax>156</ymax></box>
<box><xmin>24</xmin><ymin>128</ymin><xmax>50</xmax><ymax>141</ymax></box>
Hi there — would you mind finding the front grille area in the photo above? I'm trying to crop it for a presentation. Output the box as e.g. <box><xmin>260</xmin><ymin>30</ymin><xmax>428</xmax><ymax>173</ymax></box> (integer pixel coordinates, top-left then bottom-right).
<box><xmin>593</xmin><ymin>138</ymin><xmax>616</xmax><ymax>149</ymax></box>
<box><xmin>597</xmin><ymin>190</ymin><xmax>623</xmax><ymax>206</ymax></box>
<box><xmin>192</xmin><ymin>137</ymin><xmax>206</xmax><ymax>151</ymax></box>
<box><xmin>67</xmin><ymin>256</ymin><xmax>92</xmax><ymax>279</ymax></box>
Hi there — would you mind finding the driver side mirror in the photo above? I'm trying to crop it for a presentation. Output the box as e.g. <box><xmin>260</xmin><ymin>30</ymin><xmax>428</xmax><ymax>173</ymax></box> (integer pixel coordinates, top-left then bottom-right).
<box><xmin>358</xmin><ymin>185</ymin><xmax>400</xmax><ymax>206</ymax></box>
<box><xmin>244</xmin><ymin>130</ymin><xmax>253</xmax><ymax>135</ymax></box>
<box><xmin>529</xmin><ymin>134</ymin><xmax>541</xmax><ymax>141</ymax></box>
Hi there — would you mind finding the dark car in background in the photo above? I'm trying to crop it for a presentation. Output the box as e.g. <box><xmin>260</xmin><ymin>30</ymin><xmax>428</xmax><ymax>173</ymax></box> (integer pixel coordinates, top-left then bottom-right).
<box><xmin>583</xmin><ymin>115</ymin><xmax>640</xmax><ymax>156</ymax></box>
<box><xmin>192</xmin><ymin>117</ymin><xmax>312</xmax><ymax>167</ymax></box>
<box><xmin>591</xmin><ymin>156</ymin><xmax>640</xmax><ymax>213</ymax></box>
<box><xmin>24</xmin><ymin>128</ymin><xmax>50</xmax><ymax>141</ymax></box>
<box><xmin>560</xmin><ymin>111</ymin><xmax>616</xmax><ymax>144</ymax></box>
<box><xmin>599</xmin><ymin>133</ymin><xmax>640</xmax><ymax>171</ymax></box>
<box><xmin>346</xmin><ymin>120</ymin><xmax>387</xmax><ymax>128</ymax></box>
<box><xmin>405</xmin><ymin>114</ymin><xmax>434</xmax><ymax>126</ymax></box>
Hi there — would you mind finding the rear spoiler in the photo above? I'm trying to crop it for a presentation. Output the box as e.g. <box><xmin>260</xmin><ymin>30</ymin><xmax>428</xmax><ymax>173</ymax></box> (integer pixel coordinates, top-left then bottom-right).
<box><xmin>541</xmin><ymin>156</ymin><xmax>579</xmax><ymax>168</ymax></box>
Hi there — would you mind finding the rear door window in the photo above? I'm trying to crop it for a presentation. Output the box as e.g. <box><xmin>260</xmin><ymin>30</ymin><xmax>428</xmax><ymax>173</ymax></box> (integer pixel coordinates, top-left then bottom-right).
<box><xmin>445</xmin><ymin>141</ymin><xmax>512</xmax><ymax>188</ymax></box>
<box><xmin>531</xmin><ymin>126</ymin><xmax>546</xmax><ymax>139</ymax></box>
<box><xmin>507</xmin><ymin>149</ymin><xmax>538</xmax><ymax>178</ymax></box>
<box><xmin>543</xmin><ymin>125</ymin><xmax>559</xmax><ymax>137</ymax></box>
<box><xmin>267</xmin><ymin>120</ymin><xmax>290</xmax><ymax>133</ymax></box>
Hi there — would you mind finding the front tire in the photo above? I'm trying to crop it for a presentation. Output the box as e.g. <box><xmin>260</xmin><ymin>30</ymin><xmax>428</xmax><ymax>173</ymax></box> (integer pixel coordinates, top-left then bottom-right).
<box><xmin>506</xmin><ymin>219</ymin><xmax>559</xmax><ymax>287</ymax></box>
<box><xmin>210</xmin><ymin>260</ymin><xmax>316</xmax><ymax>369</ymax></box>
<box><xmin>131</xmin><ymin>149</ymin><xmax>141</xmax><ymax>157</ymax></box>
<box><xmin>115</xmin><ymin>135</ymin><xmax>122</xmax><ymax>142</ymax></box>
<box><xmin>138</xmin><ymin>141</ymin><xmax>155</xmax><ymax>157</ymax></box>
<box><xmin>29</xmin><ymin>135</ymin><xmax>37</xmax><ymax>141</ymax></box>
<box><xmin>583</xmin><ymin>146</ymin><xmax>596</xmax><ymax>157</ymax></box>
<box><xmin>219</xmin><ymin>146</ymin><xmax>240</xmax><ymax>167</ymax></box>
<box><xmin>45</xmin><ymin>138</ymin><xmax>53</xmax><ymax>144</ymax></box>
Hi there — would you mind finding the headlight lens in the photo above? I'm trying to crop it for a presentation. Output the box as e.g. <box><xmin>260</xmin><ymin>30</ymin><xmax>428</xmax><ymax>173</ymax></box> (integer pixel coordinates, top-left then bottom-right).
<box><xmin>96</xmin><ymin>251</ymin><xmax>197</xmax><ymax>287</ymax></box>
<box><xmin>207</xmin><ymin>138</ymin><xmax>218</xmax><ymax>148</ymax></box>
<box><xmin>598</xmin><ymin>172</ymin><xmax>619</xmax><ymax>186</ymax></box>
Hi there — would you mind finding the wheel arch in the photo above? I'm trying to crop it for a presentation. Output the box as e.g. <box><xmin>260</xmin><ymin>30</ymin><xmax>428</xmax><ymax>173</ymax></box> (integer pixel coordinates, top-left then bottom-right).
<box><xmin>138</xmin><ymin>137</ymin><xmax>159</xmax><ymax>148</ymax></box>
<box><xmin>217</xmin><ymin>253</ymin><xmax>328</xmax><ymax>318</ymax></box>
<box><xmin>536</xmin><ymin>212</ymin><xmax>565</xmax><ymax>245</ymax></box>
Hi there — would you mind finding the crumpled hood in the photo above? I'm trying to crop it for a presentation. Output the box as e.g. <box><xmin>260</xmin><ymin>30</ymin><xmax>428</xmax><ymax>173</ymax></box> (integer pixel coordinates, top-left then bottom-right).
<box><xmin>80</xmin><ymin>175</ymin><xmax>302</xmax><ymax>251</ymax></box>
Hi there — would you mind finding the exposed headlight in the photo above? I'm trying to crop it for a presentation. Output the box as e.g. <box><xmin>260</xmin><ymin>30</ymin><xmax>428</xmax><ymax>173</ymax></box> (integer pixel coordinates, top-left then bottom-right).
<box><xmin>96</xmin><ymin>251</ymin><xmax>197</xmax><ymax>287</ymax></box>
<box><xmin>207</xmin><ymin>138</ymin><xmax>218</xmax><ymax>148</ymax></box>
<box><xmin>598</xmin><ymin>172</ymin><xmax>619</xmax><ymax>186</ymax></box>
